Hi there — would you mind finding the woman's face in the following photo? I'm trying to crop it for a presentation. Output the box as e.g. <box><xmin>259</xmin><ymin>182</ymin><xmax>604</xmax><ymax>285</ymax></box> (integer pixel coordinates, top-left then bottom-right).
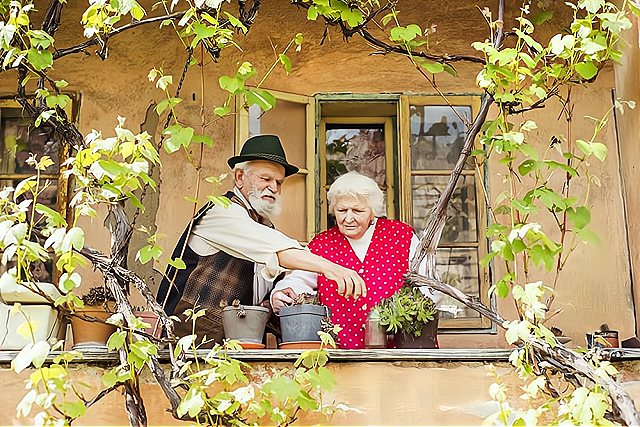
<box><xmin>333</xmin><ymin>196</ymin><xmax>375</xmax><ymax>240</ymax></box>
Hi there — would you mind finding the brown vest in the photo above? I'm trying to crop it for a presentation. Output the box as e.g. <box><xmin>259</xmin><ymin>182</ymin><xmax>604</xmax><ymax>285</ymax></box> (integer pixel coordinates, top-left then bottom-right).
<box><xmin>159</xmin><ymin>191</ymin><xmax>273</xmax><ymax>345</ymax></box>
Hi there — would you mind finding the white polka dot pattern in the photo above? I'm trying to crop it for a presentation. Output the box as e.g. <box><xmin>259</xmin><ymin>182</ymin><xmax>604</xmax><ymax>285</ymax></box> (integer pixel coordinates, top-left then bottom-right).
<box><xmin>309</xmin><ymin>219</ymin><xmax>413</xmax><ymax>349</ymax></box>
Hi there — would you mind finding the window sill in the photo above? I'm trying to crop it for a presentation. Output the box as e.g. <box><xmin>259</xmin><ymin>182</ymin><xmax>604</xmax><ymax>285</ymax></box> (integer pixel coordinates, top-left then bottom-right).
<box><xmin>2</xmin><ymin>348</ymin><xmax>640</xmax><ymax>363</ymax></box>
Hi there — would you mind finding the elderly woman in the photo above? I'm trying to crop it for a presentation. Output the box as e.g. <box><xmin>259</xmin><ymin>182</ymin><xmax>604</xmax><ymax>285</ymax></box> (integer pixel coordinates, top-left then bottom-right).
<box><xmin>271</xmin><ymin>171</ymin><xmax>442</xmax><ymax>349</ymax></box>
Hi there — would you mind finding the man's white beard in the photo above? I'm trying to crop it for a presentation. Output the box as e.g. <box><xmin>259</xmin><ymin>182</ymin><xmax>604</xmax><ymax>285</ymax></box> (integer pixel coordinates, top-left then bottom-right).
<box><xmin>248</xmin><ymin>188</ymin><xmax>282</xmax><ymax>219</ymax></box>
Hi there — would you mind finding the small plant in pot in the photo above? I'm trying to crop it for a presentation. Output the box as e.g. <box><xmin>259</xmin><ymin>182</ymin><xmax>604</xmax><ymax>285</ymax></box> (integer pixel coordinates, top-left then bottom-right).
<box><xmin>70</xmin><ymin>286</ymin><xmax>117</xmax><ymax>349</ymax></box>
<box><xmin>221</xmin><ymin>299</ymin><xmax>270</xmax><ymax>348</ymax></box>
<box><xmin>375</xmin><ymin>285</ymin><xmax>439</xmax><ymax>349</ymax></box>
<box><xmin>278</xmin><ymin>293</ymin><xmax>335</xmax><ymax>349</ymax></box>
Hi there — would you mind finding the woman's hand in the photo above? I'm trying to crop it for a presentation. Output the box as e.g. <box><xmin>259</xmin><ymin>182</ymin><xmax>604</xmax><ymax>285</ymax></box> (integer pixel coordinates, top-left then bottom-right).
<box><xmin>271</xmin><ymin>287</ymin><xmax>297</xmax><ymax>314</ymax></box>
<box><xmin>323</xmin><ymin>263</ymin><xmax>367</xmax><ymax>299</ymax></box>
<box><xmin>276</xmin><ymin>247</ymin><xmax>367</xmax><ymax>299</ymax></box>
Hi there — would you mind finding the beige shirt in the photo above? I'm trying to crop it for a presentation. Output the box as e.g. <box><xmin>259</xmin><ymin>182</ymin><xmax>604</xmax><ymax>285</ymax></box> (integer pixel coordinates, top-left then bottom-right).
<box><xmin>188</xmin><ymin>187</ymin><xmax>302</xmax><ymax>304</ymax></box>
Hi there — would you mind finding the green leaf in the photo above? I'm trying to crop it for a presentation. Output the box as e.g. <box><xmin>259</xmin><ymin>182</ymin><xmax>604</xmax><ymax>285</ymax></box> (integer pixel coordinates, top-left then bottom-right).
<box><xmin>214</xmin><ymin>105</ymin><xmax>231</xmax><ymax>116</ymax></box>
<box><xmin>192</xmin><ymin>134</ymin><xmax>214</xmax><ymax>147</ymax></box>
<box><xmin>575</xmin><ymin>61</ymin><xmax>598</xmax><ymax>80</ymax></box>
<box><xmin>421</xmin><ymin>61</ymin><xmax>444</xmax><ymax>74</ymax></box>
<box><xmin>107</xmin><ymin>331</ymin><xmax>127</xmax><ymax>351</ymax></box>
<box><xmin>136</xmin><ymin>244</ymin><xmax>162</xmax><ymax>264</ymax></box>
<box><xmin>531</xmin><ymin>10</ymin><xmax>553</xmax><ymax>25</ymax></box>
<box><xmin>61</xmin><ymin>227</ymin><xmax>85</xmax><ymax>253</ymax></box>
<box><xmin>35</xmin><ymin>203</ymin><xmax>66</xmax><ymax>227</ymax></box>
<box><xmin>496</xmin><ymin>280</ymin><xmax>510</xmax><ymax>298</ymax></box>
<box><xmin>163</xmin><ymin>125</ymin><xmax>194</xmax><ymax>154</ymax></box>
<box><xmin>579</xmin><ymin>0</ymin><xmax>604</xmax><ymax>14</ymax></box>
<box><xmin>246</xmin><ymin>89</ymin><xmax>276</xmax><ymax>111</ymax></box>
<box><xmin>576</xmin><ymin>227</ymin><xmax>600</xmax><ymax>245</ymax></box>
<box><xmin>27</xmin><ymin>48</ymin><xmax>53</xmax><ymax>71</ymax></box>
<box><xmin>167</xmin><ymin>257</ymin><xmax>186</xmax><ymax>270</ymax></box>
<box><xmin>279</xmin><ymin>53</ymin><xmax>292</xmax><ymax>74</ymax></box>
<box><xmin>177</xmin><ymin>387</ymin><xmax>206</xmax><ymax>418</ymax></box>
<box><xmin>155</xmin><ymin>97</ymin><xmax>182</xmax><ymax>115</ymax></box>
<box><xmin>567</xmin><ymin>206</ymin><xmax>591</xmax><ymax>229</ymax></box>
<box><xmin>442</xmin><ymin>63</ymin><xmax>458</xmax><ymax>77</ymax></box>
<box><xmin>218</xmin><ymin>75</ymin><xmax>243</xmax><ymax>95</ymax></box>
<box><xmin>530</xmin><ymin>244</ymin><xmax>555</xmax><ymax>271</ymax></box>
<box><xmin>307</xmin><ymin>5</ymin><xmax>319</xmax><ymax>20</ymax></box>
<box><xmin>518</xmin><ymin>159</ymin><xmax>541</xmax><ymax>176</ymax></box>
<box><xmin>340</xmin><ymin>7</ymin><xmax>363</xmax><ymax>27</ymax></box>
<box><xmin>156</xmin><ymin>75</ymin><xmax>172</xmax><ymax>90</ymax></box>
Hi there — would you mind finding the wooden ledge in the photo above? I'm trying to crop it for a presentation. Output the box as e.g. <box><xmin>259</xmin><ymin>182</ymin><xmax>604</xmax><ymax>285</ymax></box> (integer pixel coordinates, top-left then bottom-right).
<box><xmin>2</xmin><ymin>348</ymin><xmax>640</xmax><ymax>364</ymax></box>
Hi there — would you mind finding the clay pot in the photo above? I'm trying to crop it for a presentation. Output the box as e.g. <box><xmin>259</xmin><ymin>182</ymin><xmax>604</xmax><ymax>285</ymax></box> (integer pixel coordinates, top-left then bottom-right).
<box><xmin>395</xmin><ymin>312</ymin><xmax>439</xmax><ymax>349</ymax></box>
<box><xmin>279</xmin><ymin>304</ymin><xmax>329</xmax><ymax>343</ymax></box>
<box><xmin>71</xmin><ymin>306</ymin><xmax>117</xmax><ymax>346</ymax></box>
<box><xmin>221</xmin><ymin>305</ymin><xmax>270</xmax><ymax>344</ymax></box>
<box><xmin>134</xmin><ymin>311</ymin><xmax>162</xmax><ymax>339</ymax></box>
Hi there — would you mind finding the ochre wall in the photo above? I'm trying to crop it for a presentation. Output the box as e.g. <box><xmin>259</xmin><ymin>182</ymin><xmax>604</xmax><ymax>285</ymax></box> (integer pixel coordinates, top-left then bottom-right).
<box><xmin>2</xmin><ymin>358</ymin><xmax>640</xmax><ymax>426</ymax></box>
<box><xmin>0</xmin><ymin>1</ymin><xmax>637</xmax><ymax>348</ymax></box>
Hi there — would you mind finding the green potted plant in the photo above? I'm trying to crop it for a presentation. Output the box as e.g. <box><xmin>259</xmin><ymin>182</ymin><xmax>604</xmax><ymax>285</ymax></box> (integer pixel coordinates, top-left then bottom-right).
<box><xmin>70</xmin><ymin>286</ymin><xmax>117</xmax><ymax>349</ymax></box>
<box><xmin>375</xmin><ymin>285</ymin><xmax>439</xmax><ymax>349</ymax></box>
<box><xmin>278</xmin><ymin>293</ymin><xmax>333</xmax><ymax>349</ymax></box>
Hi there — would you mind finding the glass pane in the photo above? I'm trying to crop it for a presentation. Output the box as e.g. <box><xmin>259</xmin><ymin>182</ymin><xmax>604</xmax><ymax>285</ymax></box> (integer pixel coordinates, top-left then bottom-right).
<box><xmin>1</xmin><ymin>109</ymin><xmax>61</xmax><ymax>175</ymax></box>
<box><xmin>248</xmin><ymin>101</ymin><xmax>306</xmax><ymax>169</ymax></box>
<box><xmin>436</xmin><ymin>248</ymin><xmax>480</xmax><ymax>320</ymax></box>
<box><xmin>325</xmin><ymin>125</ymin><xmax>386</xmax><ymax>187</ymax></box>
<box><xmin>411</xmin><ymin>175</ymin><xmax>477</xmax><ymax>243</ymax></box>
<box><xmin>410</xmin><ymin>105</ymin><xmax>473</xmax><ymax>170</ymax></box>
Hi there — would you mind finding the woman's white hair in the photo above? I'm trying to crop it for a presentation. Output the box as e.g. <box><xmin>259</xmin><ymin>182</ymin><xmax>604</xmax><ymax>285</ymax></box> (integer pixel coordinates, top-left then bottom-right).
<box><xmin>327</xmin><ymin>171</ymin><xmax>386</xmax><ymax>217</ymax></box>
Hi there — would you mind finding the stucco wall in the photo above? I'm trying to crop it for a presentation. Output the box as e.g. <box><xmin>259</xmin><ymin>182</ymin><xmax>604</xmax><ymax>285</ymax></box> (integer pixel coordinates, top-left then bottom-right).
<box><xmin>2</xmin><ymin>356</ymin><xmax>640</xmax><ymax>426</ymax></box>
<box><xmin>0</xmin><ymin>1</ymin><xmax>637</xmax><ymax>348</ymax></box>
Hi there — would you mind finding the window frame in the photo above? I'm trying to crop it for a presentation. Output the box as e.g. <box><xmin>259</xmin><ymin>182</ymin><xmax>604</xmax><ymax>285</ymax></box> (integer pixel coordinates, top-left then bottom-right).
<box><xmin>235</xmin><ymin>89</ymin><xmax>316</xmax><ymax>243</ymax></box>
<box><xmin>398</xmin><ymin>94</ymin><xmax>491</xmax><ymax>329</ymax></box>
<box><xmin>0</xmin><ymin>95</ymin><xmax>79</xmax><ymax>284</ymax></box>
<box><xmin>319</xmin><ymin>116</ymin><xmax>396</xmax><ymax>229</ymax></box>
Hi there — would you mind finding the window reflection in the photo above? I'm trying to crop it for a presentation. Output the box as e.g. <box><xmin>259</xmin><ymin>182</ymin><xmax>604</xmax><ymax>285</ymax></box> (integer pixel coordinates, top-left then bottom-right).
<box><xmin>325</xmin><ymin>125</ymin><xmax>386</xmax><ymax>187</ymax></box>
<box><xmin>436</xmin><ymin>248</ymin><xmax>480</xmax><ymax>319</ymax></box>
<box><xmin>1</xmin><ymin>110</ymin><xmax>60</xmax><ymax>176</ymax></box>
<box><xmin>410</xmin><ymin>105</ymin><xmax>473</xmax><ymax>170</ymax></box>
<box><xmin>411</xmin><ymin>175</ymin><xmax>477</xmax><ymax>243</ymax></box>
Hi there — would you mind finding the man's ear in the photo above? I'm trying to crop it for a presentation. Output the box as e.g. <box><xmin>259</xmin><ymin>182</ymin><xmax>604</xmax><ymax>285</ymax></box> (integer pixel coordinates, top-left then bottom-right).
<box><xmin>234</xmin><ymin>168</ymin><xmax>245</xmax><ymax>189</ymax></box>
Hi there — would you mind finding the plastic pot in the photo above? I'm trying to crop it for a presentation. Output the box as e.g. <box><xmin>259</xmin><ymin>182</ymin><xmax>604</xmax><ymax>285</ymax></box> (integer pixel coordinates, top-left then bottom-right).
<box><xmin>222</xmin><ymin>305</ymin><xmax>270</xmax><ymax>344</ymax></box>
<box><xmin>279</xmin><ymin>304</ymin><xmax>329</xmax><ymax>343</ymax></box>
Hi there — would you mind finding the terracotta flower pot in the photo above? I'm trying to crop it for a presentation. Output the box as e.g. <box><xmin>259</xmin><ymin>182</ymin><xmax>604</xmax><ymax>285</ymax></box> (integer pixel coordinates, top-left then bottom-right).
<box><xmin>134</xmin><ymin>311</ymin><xmax>162</xmax><ymax>339</ymax></box>
<box><xmin>221</xmin><ymin>305</ymin><xmax>270</xmax><ymax>344</ymax></box>
<box><xmin>71</xmin><ymin>306</ymin><xmax>117</xmax><ymax>346</ymax></box>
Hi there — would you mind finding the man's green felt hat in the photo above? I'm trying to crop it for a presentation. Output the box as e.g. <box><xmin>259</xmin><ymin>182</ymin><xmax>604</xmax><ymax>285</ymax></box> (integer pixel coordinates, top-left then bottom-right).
<box><xmin>227</xmin><ymin>134</ymin><xmax>299</xmax><ymax>177</ymax></box>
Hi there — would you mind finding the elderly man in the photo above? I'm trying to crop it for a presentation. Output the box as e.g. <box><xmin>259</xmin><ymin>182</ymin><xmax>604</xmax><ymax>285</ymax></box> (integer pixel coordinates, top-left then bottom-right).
<box><xmin>156</xmin><ymin>134</ymin><xmax>366</xmax><ymax>343</ymax></box>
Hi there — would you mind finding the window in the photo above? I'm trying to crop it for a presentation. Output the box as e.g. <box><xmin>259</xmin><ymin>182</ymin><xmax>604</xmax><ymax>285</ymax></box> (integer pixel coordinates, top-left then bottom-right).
<box><xmin>399</xmin><ymin>95</ymin><xmax>490</xmax><ymax>328</ymax></box>
<box><xmin>0</xmin><ymin>98</ymin><xmax>77</xmax><ymax>283</ymax></box>
<box><xmin>236</xmin><ymin>90</ymin><xmax>315</xmax><ymax>243</ymax></box>
<box><xmin>238</xmin><ymin>92</ymin><xmax>490</xmax><ymax>330</ymax></box>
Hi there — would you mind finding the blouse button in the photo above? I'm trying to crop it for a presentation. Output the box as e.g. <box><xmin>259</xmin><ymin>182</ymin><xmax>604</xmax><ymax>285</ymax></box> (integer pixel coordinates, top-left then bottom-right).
<box><xmin>358</xmin><ymin>268</ymin><xmax>364</xmax><ymax>274</ymax></box>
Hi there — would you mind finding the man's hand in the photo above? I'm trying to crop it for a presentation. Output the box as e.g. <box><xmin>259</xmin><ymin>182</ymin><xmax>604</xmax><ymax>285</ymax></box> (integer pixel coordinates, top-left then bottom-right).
<box><xmin>271</xmin><ymin>287</ymin><xmax>297</xmax><ymax>314</ymax></box>
<box><xmin>323</xmin><ymin>264</ymin><xmax>367</xmax><ymax>299</ymax></box>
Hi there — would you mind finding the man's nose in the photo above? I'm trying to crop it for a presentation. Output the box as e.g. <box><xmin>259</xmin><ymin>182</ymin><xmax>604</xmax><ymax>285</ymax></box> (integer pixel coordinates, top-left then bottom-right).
<box><xmin>266</xmin><ymin>180</ymin><xmax>278</xmax><ymax>193</ymax></box>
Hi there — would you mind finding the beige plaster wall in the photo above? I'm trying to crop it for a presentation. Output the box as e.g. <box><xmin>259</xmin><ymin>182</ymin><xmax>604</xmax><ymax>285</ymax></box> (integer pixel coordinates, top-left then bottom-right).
<box><xmin>0</xmin><ymin>1</ymin><xmax>636</xmax><ymax>348</ymax></box>
<box><xmin>614</xmin><ymin>16</ymin><xmax>640</xmax><ymax>337</ymax></box>
<box><xmin>1</xmin><ymin>359</ymin><xmax>640</xmax><ymax>426</ymax></box>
